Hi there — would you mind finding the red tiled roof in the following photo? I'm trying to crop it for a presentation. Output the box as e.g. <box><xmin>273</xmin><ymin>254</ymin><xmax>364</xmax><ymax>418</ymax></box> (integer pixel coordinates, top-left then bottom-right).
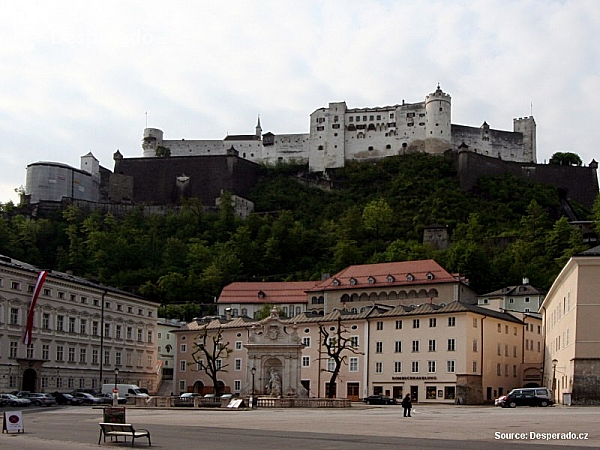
<box><xmin>308</xmin><ymin>260</ymin><xmax>459</xmax><ymax>292</ymax></box>
<box><xmin>217</xmin><ymin>281</ymin><xmax>320</xmax><ymax>304</ymax></box>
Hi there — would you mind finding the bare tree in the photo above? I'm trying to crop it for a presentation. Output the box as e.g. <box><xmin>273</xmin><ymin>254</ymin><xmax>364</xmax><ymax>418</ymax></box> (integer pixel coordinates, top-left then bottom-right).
<box><xmin>189</xmin><ymin>326</ymin><xmax>232</xmax><ymax>396</ymax></box>
<box><xmin>318</xmin><ymin>315</ymin><xmax>363</xmax><ymax>398</ymax></box>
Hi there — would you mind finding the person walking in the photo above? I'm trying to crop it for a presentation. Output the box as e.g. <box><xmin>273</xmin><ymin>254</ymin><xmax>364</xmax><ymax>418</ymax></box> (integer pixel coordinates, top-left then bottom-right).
<box><xmin>401</xmin><ymin>394</ymin><xmax>412</xmax><ymax>417</ymax></box>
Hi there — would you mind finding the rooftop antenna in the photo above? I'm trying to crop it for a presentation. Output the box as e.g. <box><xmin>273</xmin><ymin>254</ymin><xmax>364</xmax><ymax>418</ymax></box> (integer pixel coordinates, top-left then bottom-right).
<box><xmin>530</xmin><ymin>102</ymin><xmax>533</xmax><ymax>117</ymax></box>
<box><xmin>145</xmin><ymin>111</ymin><xmax>148</xmax><ymax>128</ymax></box>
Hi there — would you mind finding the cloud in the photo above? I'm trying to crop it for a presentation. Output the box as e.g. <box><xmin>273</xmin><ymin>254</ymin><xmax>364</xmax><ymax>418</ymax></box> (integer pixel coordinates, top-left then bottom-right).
<box><xmin>1</xmin><ymin>0</ymin><xmax>599</xmax><ymax>204</ymax></box>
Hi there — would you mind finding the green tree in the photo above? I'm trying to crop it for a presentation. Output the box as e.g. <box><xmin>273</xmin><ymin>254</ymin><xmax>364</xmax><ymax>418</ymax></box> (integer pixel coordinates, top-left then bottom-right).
<box><xmin>549</xmin><ymin>152</ymin><xmax>582</xmax><ymax>166</ymax></box>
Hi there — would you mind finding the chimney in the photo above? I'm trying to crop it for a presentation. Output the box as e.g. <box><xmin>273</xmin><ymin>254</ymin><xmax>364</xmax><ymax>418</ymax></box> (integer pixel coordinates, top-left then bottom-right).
<box><xmin>522</xmin><ymin>277</ymin><xmax>529</xmax><ymax>285</ymax></box>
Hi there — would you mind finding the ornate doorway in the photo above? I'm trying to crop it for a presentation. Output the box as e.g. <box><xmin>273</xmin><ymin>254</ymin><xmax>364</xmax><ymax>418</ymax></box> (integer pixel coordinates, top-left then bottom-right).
<box><xmin>22</xmin><ymin>368</ymin><xmax>37</xmax><ymax>392</ymax></box>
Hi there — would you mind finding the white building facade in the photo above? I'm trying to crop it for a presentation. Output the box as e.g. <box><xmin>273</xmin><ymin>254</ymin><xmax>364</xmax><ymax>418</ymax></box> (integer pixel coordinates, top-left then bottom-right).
<box><xmin>141</xmin><ymin>86</ymin><xmax>536</xmax><ymax>172</ymax></box>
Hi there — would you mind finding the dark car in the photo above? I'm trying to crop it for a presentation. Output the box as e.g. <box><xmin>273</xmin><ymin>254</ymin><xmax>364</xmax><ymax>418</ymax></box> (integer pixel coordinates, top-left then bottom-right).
<box><xmin>363</xmin><ymin>395</ymin><xmax>397</xmax><ymax>405</ymax></box>
<box><xmin>71</xmin><ymin>392</ymin><xmax>104</xmax><ymax>405</ymax></box>
<box><xmin>497</xmin><ymin>388</ymin><xmax>553</xmax><ymax>408</ymax></box>
<box><xmin>53</xmin><ymin>392</ymin><xmax>84</xmax><ymax>405</ymax></box>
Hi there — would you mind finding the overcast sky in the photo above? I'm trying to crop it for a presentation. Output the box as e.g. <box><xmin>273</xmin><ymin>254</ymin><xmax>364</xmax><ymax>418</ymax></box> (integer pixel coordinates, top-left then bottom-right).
<box><xmin>1</xmin><ymin>0</ymin><xmax>599</xmax><ymax>204</ymax></box>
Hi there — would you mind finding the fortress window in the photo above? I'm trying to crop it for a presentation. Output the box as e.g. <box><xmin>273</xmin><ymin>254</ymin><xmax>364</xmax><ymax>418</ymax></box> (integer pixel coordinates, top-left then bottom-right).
<box><xmin>390</xmin><ymin>113</ymin><xmax>394</xmax><ymax>118</ymax></box>
<box><xmin>419</xmin><ymin>113</ymin><xmax>425</xmax><ymax>117</ymax></box>
<box><xmin>363</xmin><ymin>116</ymin><xmax>367</xmax><ymax>121</ymax></box>
<box><xmin>402</xmin><ymin>143</ymin><xmax>407</xmax><ymax>148</ymax></box>
<box><xmin>370</xmin><ymin>115</ymin><xmax>374</xmax><ymax>120</ymax></box>
<box><xmin>334</xmin><ymin>115</ymin><xmax>339</xmax><ymax>122</ymax></box>
<box><xmin>318</xmin><ymin>145</ymin><xmax>323</xmax><ymax>150</ymax></box>
<box><xmin>349</xmin><ymin>117</ymin><xmax>353</xmax><ymax>122</ymax></box>
<box><xmin>368</xmin><ymin>146</ymin><xmax>374</xmax><ymax>151</ymax></box>
<box><xmin>386</xmin><ymin>144</ymin><xmax>391</xmax><ymax>149</ymax></box>
<box><xmin>377</xmin><ymin>115</ymin><xmax>381</xmax><ymax>120</ymax></box>
<box><xmin>419</xmin><ymin>122</ymin><xmax>425</xmax><ymax>126</ymax></box>
<box><xmin>407</xmin><ymin>112</ymin><xmax>415</xmax><ymax>118</ymax></box>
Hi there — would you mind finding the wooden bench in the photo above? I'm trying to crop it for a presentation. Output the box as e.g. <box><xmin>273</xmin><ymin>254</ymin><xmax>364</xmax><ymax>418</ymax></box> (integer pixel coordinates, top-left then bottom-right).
<box><xmin>98</xmin><ymin>423</ymin><xmax>151</xmax><ymax>447</ymax></box>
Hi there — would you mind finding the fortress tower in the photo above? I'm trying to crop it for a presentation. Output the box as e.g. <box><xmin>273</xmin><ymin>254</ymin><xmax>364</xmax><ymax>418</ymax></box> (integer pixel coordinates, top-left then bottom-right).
<box><xmin>425</xmin><ymin>85</ymin><xmax>452</xmax><ymax>154</ymax></box>
<box><xmin>142</xmin><ymin>128</ymin><xmax>164</xmax><ymax>157</ymax></box>
<box><xmin>513</xmin><ymin>117</ymin><xmax>536</xmax><ymax>163</ymax></box>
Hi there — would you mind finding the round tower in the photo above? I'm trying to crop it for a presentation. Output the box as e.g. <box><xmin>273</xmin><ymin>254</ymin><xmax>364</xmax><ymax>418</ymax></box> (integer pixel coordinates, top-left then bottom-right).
<box><xmin>142</xmin><ymin>128</ymin><xmax>164</xmax><ymax>157</ymax></box>
<box><xmin>425</xmin><ymin>85</ymin><xmax>452</xmax><ymax>154</ymax></box>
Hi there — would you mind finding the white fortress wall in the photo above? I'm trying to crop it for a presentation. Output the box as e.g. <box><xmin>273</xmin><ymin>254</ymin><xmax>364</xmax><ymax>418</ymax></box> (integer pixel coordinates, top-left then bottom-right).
<box><xmin>163</xmin><ymin>139</ymin><xmax>225</xmax><ymax>157</ymax></box>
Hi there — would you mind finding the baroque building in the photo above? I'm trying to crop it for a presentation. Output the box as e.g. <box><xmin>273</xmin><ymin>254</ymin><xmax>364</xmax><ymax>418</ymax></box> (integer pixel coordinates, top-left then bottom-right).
<box><xmin>0</xmin><ymin>254</ymin><xmax>159</xmax><ymax>394</ymax></box>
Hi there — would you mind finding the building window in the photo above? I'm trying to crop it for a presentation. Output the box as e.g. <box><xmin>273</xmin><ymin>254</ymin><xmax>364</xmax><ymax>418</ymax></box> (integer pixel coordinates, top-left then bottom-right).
<box><xmin>92</xmin><ymin>321</ymin><xmax>99</xmax><ymax>336</ymax></box>
<box><xmin>92</xmin><ymin>349</ymin><xmax>98</xmax><ymax>365</ymax></box>
<box><xmin>302</xmin><ymin>356</ymin><xmax>310</xmax><ymax>367</ymax></box>
<box><xmin>104</xmin><ymin>350</ymin><xmax>110</xmax><ymax>365</ymax></box>
<box><xmin>375</xmin><ymin>342</ymin><xmax>383</xmax><ymax>353</ymax></box>
<box><xmin>413</xmin><ymin>319</ymin><xmax>420</xmax><ymax>329</ymax></box>
<box><xmin>56</xmin><ymin>345</ymin><xmax>63</xmax><ymax>361</ymax></box>
<box><xmin>42</xmin><ymin>344</ymin><xmax>49</xmax><ymax>360</ymax></box>
<box><xmin>115</xmin><ymin>325</ymin><xmax>121</xmax><ymax>339</ymax></box>
<box><xmin>234</xmin><ymin>380</ymin><xmax>241</xmax><ymax>391</ymax></box>
<box><xmin>472</xmin><ymin>339</ymin><xmax>478</xmax><ymax>352</ymax></box>
<box><xmin>104</xmin><ymin>323</ymin><xmax>110</xmax><ymax>338</ymax></box>
<box><xmin>473</xmin><ymin>361</ymin><xmax>477</xmax><ymax>372</ymax></box>
<box><xmin>447</xmin><ymin>360</ymin><xmax>455</xmax><ymax>373</ymax></box>
<box><xmin>181</xmin><ymin>344</ymin><xmax>187</xmax><ymax>353</ymax></box>
<box><xmin>115</xmin><ymin>351</ymin><xmax>122</xmax><ymax>366</ymax></box>
<box><xmin>412</xmin><ymin>340</ymin><xmax>420</xmax><ymax>352</ymax></box>
<box><xmin>428</xmin><ymin>339</ymin><xmax>436</xmax><ymax>352</ymax></box>
<box><xmin>80</xmin><ymin>348</ymin><xmax>87</xmax><ymax>363</ymax></box>
<box><xmin>395</xmin><ymin>320</ymin><xmax>402</xmax><ymax>329</ymax></box>
<box><xmin>394</xmin><ymin>341</ymin><xmax>402</xmax><ymax>353</ymax></box>
<box><xmin>349</xmin><ymin>357</ymin><xmax>358</xmax><ymax>372</ymax></box>
<box><xmin>69</xmin><ymin>317</ymin><xmax>76</xmax><ymax>333</ymax></box>
<box><xmin>80</xmin><ymin>319</ymin><xmax>87</xmax><ymax>335</ymax></box>
<box><xmin>411</xmin><ymin>361</ymin><xmax>419</xmax><ymax>373</ymax></box>
<box><xmin>302</xmin><ymin>337</ymin><xmax>311</xmax><ymax>348</ymax></box>
<box><xmin>42</xmin><ymin>313</ymin><xmax>50</xmax><ymax>329</ymax></box>
<box><xmin>447</xmin><ymin>339</ymin><xmax>455</xmax><ymax>351</ymax></box>
<box><xmin>448</xmin><ymin>317</ymin><xmax>456</xmax><ymax>327</ymax></box>
<box><xmin>473</xmin><ymin>318</ymin><xmax>478</xmax><ymax>328</ymax></box>
<box><xmin>9</xmin><ymin>308</ymin><xmax>19</xmax><ymax>325</ymax></box>
<box><xmin>444</xmin><ymin>386</ymin><xmax>455</xmax><ymax>400</ymax></box>
<box><xmin>375</xmin><ymin>362</ymin><xmax>383</xmax><ymax>374</ymax></box>
<box><xmin>235</xmin><ymin>358</ymin><xmax>242</xmax><ymax>371</ymax></box>
<box><xmin>350</xmin><ymin>336</ymin><xmax>359</xmax><ymax>348</ymax></box>
<box><xmin>26</xmin><ymin>344</ymin><xmax>34</xmax><ymax>359</ymax></box>
<box><xmin>11</xmin><ymin>281</ymin><xmax>20</xmax><ymax>290</ymax></box>
<box><xmin>429</xmin><ymin>318</ymin><xmax>437</xmax><ymax>328</ymax></box>
<box><xmin>376</xmin><ymin>321</ymin><xmax>383</xmax><ymax>330</ymax></box>
<box><xmin>235</xmin><ymin>341</ymin><xmax>242</xmax><ymax>350</ymax></box>
<box><xmin>428</xmin><ymin>361</ymin><xmax>436</xmax><ymax>373</ymax></box>
<box><xmin>327</xmin><ymin>358</ymin><xmax>335</xmax><ymax>372</ymax></box>
<box><xmin>394</xmin><ymin>361</ymin><xmax>402</xmax><ymax>373</ymax></box>
<box><xmin>180</xmin><ymin>360</ymin><xmax>186</xmax><ymax>372</ymax></box>
<box><xmin>57</xmin><ymin>315</ymin><xmax>64</xmax><ymax>331</ymax></box>
<box><xmin>147</xmin><ymin>330</ymin><xmax>153</xmax><ymax>343</ymax></box>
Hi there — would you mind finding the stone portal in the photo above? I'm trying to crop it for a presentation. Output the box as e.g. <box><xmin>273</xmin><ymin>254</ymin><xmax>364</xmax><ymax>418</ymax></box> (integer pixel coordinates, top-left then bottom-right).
<box><xmin>244</xmin><ymin>308</ymin><xmax>307</xmax><ymax>398</ymax></box>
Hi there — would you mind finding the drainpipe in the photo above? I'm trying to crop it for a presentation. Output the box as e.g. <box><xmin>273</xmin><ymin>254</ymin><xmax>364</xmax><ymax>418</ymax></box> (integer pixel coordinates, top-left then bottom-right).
<box><xmin>480</xmin><ymin>315</ymin><xmax>486</xmax><ymax>402</ymax></box>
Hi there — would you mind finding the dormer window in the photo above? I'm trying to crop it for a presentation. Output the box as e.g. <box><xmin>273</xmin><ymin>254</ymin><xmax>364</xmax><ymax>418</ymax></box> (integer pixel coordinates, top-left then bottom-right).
<box><xmin>332</xmin><ymin>279</ymin><xmax>340</xmax><ymax>287</ymax></box>
<box><xmin>368</xmin><ymin>276</ymin><xmax>375</xmax><ymax>284</ymax></box>
<box><xmin>258</xmin><ymin>291</ymin><xmax>265</xmax><ymax>299</ymax></box>
<box><xmin>387</xmin><ymin>275</ymin><xmax>395</xmax><ymax>283</ymax></box>
<box><xmin>349</xmin><ymin>277</ymin><xmax>357</xmax><ymax>286</ymax></box>
<box><xmin>406</xmin><ymin>273</ymin><xmax>414</xmax><ymax>282</ymax></box>
<box><xmin>426</xmin><ymin>272</ymin><xmax>435</xmax><ymax>280</ymax></box>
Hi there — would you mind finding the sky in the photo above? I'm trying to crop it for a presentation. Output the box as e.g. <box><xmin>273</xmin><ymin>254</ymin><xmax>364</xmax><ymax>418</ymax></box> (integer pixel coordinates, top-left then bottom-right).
<box><xmin>1</xmin><ymin>0</ymin><xmax>599</xmax><ymax>204</ymax></box>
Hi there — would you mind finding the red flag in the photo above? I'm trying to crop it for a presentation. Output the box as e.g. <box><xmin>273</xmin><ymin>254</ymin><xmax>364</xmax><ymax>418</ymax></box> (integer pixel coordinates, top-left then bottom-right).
<box><xmin>23</xmin><ymin>270</ymin><xmax>48</xmax><ymax>345</ymax></box>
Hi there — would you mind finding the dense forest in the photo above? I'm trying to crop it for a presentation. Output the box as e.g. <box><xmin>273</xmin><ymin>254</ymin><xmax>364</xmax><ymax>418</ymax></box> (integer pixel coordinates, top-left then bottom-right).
<box><xmin>1</xmin><ymin>153</ymin><xmax>598</xmax><ymax>319</ymax></box>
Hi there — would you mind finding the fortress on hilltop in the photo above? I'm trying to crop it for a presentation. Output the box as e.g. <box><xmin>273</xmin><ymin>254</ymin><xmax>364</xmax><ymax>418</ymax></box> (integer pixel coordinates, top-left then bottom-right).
<box><xmin>22</xmin><ymin>86</ymin><xmax>598</xmax><ymax>214</ymax></box>
<box><xmin>142</xmin><ymin>85</ymin><xmax>537</xmax><ymax>172</ymax></box>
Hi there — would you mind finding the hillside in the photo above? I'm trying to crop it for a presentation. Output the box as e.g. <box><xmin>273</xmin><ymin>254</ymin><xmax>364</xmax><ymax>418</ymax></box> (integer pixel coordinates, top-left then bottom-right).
<box><xmin>0</xmin><ymin>153</ymin><xmax>595</xmax><ymax>318</ymax></box>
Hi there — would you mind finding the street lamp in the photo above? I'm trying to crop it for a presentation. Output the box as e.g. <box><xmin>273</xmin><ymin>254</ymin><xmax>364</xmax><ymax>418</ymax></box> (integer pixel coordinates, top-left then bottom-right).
<box><xmin>113</xmin><ymin>367</ymin><xmax>119</xmax><ymax>406</ymax></box>
<box><xmin>251</xmin><ymin>367</ymin><xmax>256</xmax><ymax>409</ymax></box>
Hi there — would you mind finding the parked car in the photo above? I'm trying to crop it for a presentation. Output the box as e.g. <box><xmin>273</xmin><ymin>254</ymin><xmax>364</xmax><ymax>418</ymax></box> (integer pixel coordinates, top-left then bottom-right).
<box><xmin>497</xmin><ymin>387</ymin><xmax>553</xmax><ymax>408</ymax></box>
<box><xmin>25</xmin><ymin>393</ymin><xmax>56</xmax><ymax>406</ymax></box>
<box><xmin>96</xmin><ymin>393</ymin><xmax>127</xmax><ymax>404</ymax></box>
<box><xmin>179</xmin><ymin>393</ymin><xmax>201</xmax><ymax>400</ymax></box>
<box><xmin>71</xmin><ymin>392</ymin><xmax>104</xmax><ymax>404</ymax></box>
<box><xmin>0</xmin><ymin>393</ymin><xmax>32</xmax><ymax>407</ymax></box>
<box><xmin>363</xmin><ymin>395</ymin><xmax>397</xmax><ymax>405</ymax></box>
<box><xmin>53</xmin><ymin>392</ymin><xmax>84</xmax><ymax>406</ymax></box>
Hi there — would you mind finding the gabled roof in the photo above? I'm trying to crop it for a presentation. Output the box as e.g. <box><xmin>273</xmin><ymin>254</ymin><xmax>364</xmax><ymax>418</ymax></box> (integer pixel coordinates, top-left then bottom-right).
<box><xmin>481</xmin><ymin>284</ymin><xmax>546</xmax><ymax>297</ymax></box>
<box><xmin>224</xmin><ymin>134</ymin><xmax>260</xmax><ymax>141</ymax></box>
<box><xmin>217</xmin><ymin>281</ymin><xmax>321</xmax><ymax>305</ymax></box>
<box><xmin>308</xmin><ymin>260</ymin><xmax>461</xmax><ymax>292</ymax></box>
